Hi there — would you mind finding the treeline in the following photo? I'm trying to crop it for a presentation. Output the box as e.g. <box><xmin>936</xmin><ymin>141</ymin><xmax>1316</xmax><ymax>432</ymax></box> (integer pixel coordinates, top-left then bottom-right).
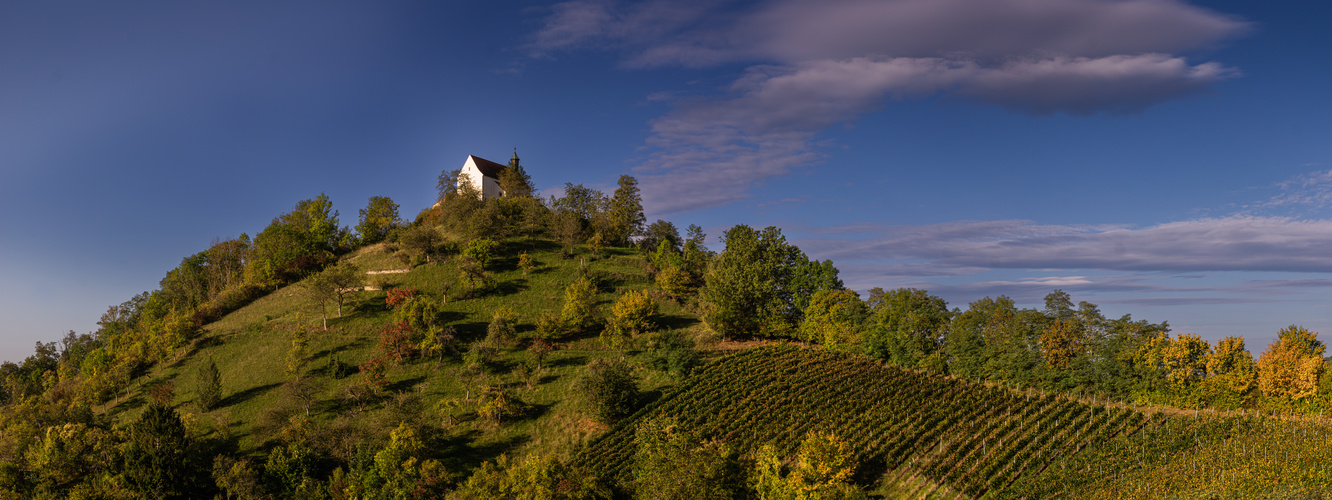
<box><xmin>0</xmin><ymin>194</ymin><xmax>400</xmax><ymax>408</ymax></box>
<box><xmin>687</xmin><ymin>225</ymin><xmax>1332</xmax><ymax>413</ymax></box>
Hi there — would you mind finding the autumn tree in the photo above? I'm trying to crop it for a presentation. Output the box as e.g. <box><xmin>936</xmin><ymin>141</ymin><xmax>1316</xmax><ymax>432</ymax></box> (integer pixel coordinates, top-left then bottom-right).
<box><xmin>1202</xmin><ymin>335</ymin><xmax>1258</xmax><ymax>405</ymax></box>
<box><xmin>561</xmin><ymin>276</ymin><xmax>599</xmax><ymax>334</ymax></box>
<box><xmin>605</xmin><ymin>290</ymin><xmax>659</xmax><ymax>348</ymax></box>
<box><xmin>752</xmin><ymin>432</ymin><xmax>866</xmax><ymax>500</ymax></box>
<box><xmin>356</xmin><ymin>196</ymin><xmax>401</xmax><ymax>245</ymax></box>
<box><xmin>1256</xmin><ymin>325</ymin><xmax>1326</xmax><ymax>400</ymax></box>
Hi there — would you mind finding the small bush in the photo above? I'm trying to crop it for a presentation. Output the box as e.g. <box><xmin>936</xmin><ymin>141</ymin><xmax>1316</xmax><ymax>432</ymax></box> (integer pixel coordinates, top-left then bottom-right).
<box><xmin>573</xmin><ymin>358</ymin><xmax>640</xmax><ymax>424</ymax></box>
<box><xmin>561</xmin><ymin>277</ymin><xmax>599</xmax><ymax>334</ymax></box>
<box><xmin>605</xmin><ymin>289</ymin><xmax>658</xmax><ymax>347</ymax></box>
<box><xmin>535</xmin><ymin>312</ymin><xmax>569</xmax><ymax>341</ymax></box>
<box><xmin>486</xmin><ymin>307</ymin><xmax>520</xmax><ymax>348</ymax></box>
<box><xmin>194</xmin><ymin>357</ymin><xmax>222</xmax><ymax>412</ymax></box>
<box><xmin>386</xmin><ymin>288</ymin><xmax>419</xmax><ymax>309</ymax></box>
<box><xmin>656</xmin><ymin>266</ymin><xmax>696</xmax><ymax>302</ymax></box>
<box><xmin>464</xmin><ymin>238</ymin><xmax>499</xmax><ymax>270</ymax></box>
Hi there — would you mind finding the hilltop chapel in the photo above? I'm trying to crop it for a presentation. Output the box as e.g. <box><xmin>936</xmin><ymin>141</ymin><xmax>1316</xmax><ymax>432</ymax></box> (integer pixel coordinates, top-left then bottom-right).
<box><xmin>458</xmin><ymin>150</ymin><xmax>522</xmax><ymax>200</ymax></box>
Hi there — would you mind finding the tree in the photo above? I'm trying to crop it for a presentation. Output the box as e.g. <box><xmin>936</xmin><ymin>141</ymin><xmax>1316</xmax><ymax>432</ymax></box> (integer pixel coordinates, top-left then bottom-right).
<box><xmin>356</xmin><ymin>196</ymin><xmax>401</xmax><ymax>245</ymax></box>
<box><xmin>945</xmin><ymin>296</ymin><xmax>1042</xmax><ymax>383</ymax></box>
<box><xmin>606</xmin><ymin>175</ymin><xmax>646</xmax><ymax>245</ymax></box>
<box><xmin>1158</xmin><ymin>333</ymin><xmax>1210</xmax><ymax>386</ymax></box>
<box><xmin>605</xmin><ymin>290</ymin><xmax>659</xmax><ymax>348</ymax></box>
<box><xmin>641</xmin><ymin>219</ymin><xmax>681</xmax><ymax>253</ymax></box>
<box><xmin>632</xmin><ymin>416</ymin><xmax>743</xmax><ymax>500</ymax></box>
<box><xmin>551</xmin><ymin>183</ymin><xmax>606</xmax><ymax>225</ymax></box>
<box><xmin>121</xmin><ymin>403</ymin><xmax>202</xmax><ymax>498</ymax></box>
<box><xmin>799</xmin><ymin>289</ymin><xmax>868</xmax><ymax>351</ymax></box>
<box><xmin>497</xmin><ymin>159</ymin><xmax>534</xmax><ymax>198</ymax></box>
<box><xmin>463</xmin><ymin>238</ymin><xmax>498</xmax><ymax>270</ymax></box>
<box><xmin>1256</xmin><ymin>325</ymin><xmax>1326</xmax><ymax>400</ymax></box>
<box><xmin>865</xmin><ymin>288</ymin><xmax>951</xmax><ymax>370</ymax></box>
<box><xmin>752</xmin><ymin>432</ymin><xmax>865</xmax><ymax>500</ymax></box>
<box><xmin>561</xmin><ymin>277</ymin><xmax>599</xmax><ymax>334</ymax></box>
<box><xmin>301</xmin><ymin>261</ymin><xmax>364</xmax><ymax>330</ymax></box>
<box><xmin>245</xmin><ymin>194</ymin><xmax>345</xmax><ymax>287</ymax></box>
<box><xmin>399</xmin><ymin>225</ymin><xmax>444</xmax><ymax>263</ymax></box>
<box><xmin>194</xmin><ymin>356</ymin><xmax>222</xmax><ymax>412</ymax></box>
<box><xmin>573</xmin><ymin>358</ymin><xmax>639</xmax><ymax>424</ymax></box>
<box><xmin>1201</xmin><ymin>336</ymin><xmax>1258</xmax><ymax>405</ymax></box>
<box><xmin>700</xmin><ymin>225</ymin><xmax>836</xmax><ymax>339</ymax></box>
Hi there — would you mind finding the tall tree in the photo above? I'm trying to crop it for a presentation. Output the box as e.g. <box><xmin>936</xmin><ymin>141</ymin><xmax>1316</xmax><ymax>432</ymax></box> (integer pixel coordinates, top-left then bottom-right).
<box><xmin>700</xmin><ymin>225</ymin><xmax>837</xmax><ymax>339</ymax></box>
<box><xmin>120</xmin><ymin>404</ymin><xmax>203</xmax><ymax>498</ymax></box>
<box><xmin>606</xmin><ymin>175</ymin><xmax>646</xmax><ymax>245</ymax></box>
<box><xmin>866</xmin><ymin>288</ymin><xmax>951</xmax><ymax>371</ymax></box>
<box><xmin>498</xmin><ymin>153</ymin><xmax>534</xmax><ymax>198</ymax></box>
<box><xmin>356</xmin><ymin>196</ymin><xmax>401</xmax><ymax>245</ymax></box>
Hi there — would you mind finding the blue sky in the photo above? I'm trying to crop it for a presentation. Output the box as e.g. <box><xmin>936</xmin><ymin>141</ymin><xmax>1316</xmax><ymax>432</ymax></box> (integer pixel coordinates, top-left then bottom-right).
<box><xmin>3</xmin><ymin>0</ymin><xmax>1331</xmax><ymax>362</ymax></box>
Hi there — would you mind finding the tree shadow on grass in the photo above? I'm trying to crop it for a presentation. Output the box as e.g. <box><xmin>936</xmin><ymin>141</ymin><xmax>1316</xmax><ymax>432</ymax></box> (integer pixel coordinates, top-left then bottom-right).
<box><xmin>217</xmin><ymin>382</ymin><xmax>282</xmax><ymax>408</ymax></box>
<box><xmin>446</xmin><ymin>431</ymin><xmax>532</xmax><ymax>474</ymax></box>
<box><xmin>546</xmin><ymin>354</ymin><xmax>588</xmax><ymax>368</ymax></box>
<box><xmin>386</xmin><ymin>376</ymin><xmax>428</xmax><ymax>393</ymax></box>
<box><xmin>309</xmin><ymin>339</ymin><xmax>369</xmax><ymax>363</ymax></box>
<box><xmin>658</xmin><ymin>314</ymin><xmax>699</xmax><ymax>331</ymax></box>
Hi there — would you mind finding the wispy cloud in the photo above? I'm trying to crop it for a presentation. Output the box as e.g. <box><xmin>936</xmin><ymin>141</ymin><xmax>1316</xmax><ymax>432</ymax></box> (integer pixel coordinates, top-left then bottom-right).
<box><xmin>1265</xmin><ymin>169</ymin><xmax>1332</xmax><ymax>211</ymax></box>
<box><xmin>530</xmin><ymin>0</ymin><xmax>1250</xmax><ymax>213</ymax></box>
<box><xmin>806</xmin><ymin>216</ymin><xmax>1332</xmax><ymax>274</ymax></box>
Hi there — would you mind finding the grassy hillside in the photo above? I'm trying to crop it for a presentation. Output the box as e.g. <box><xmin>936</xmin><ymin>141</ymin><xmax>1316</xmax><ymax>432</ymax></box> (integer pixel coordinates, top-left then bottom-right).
<box><xmin>97</xmin><ymin>235</ymin><xmax>704</xmax><ymax>470</ymax></box>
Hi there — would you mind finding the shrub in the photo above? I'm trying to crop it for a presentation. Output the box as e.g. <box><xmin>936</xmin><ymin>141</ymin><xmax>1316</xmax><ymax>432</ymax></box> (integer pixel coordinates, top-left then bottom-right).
<box><xmin>535</xmin><ymin>311</ymin><xmax>569</xmax><ymax>341</ymax></box>
<box><xmin>561</xmin><ymin>277</ymin><xmax>599</xmax><ymax>334</ymax></box>
<box><xmin>464</xmin><ymin>238</ymin><xmax>499</xmax><ymax>270</ymax></box>
<box><xmin>573</xmin><ymin>358</ymin><xmax>640</xmax><ymax>424</ymax></box>
<box><xmin>379</xmin><ymin>320</ymin><xmax>416</xmax><ymax>363</ymax></box>
<box><xmin>359</xmin><ymin>356</ymin><xmax>389</xmax><ymax>390</ymax></box>
<box><xmin>385</xmin><ymin>288</ymin><xmax>418</xmax><ymax>309</ymax></box>
<box><xmin>606</xmin><ymin>290</ymin><xmax>658</xmax><ymax>340</ymax></box>
<box><xmin>194</xmin><ymin>357</ymin><xmax>222</xmax><ymax>412</ymax></box>
<box><xmin>486</xmin><ymin>307</ymin><xmax>520</xmax><ymax>348</ymax></box>
<box><xmin>656</xmin><ymin>266</ymin><xmax>695</xmax><ymax>302</ymax></box>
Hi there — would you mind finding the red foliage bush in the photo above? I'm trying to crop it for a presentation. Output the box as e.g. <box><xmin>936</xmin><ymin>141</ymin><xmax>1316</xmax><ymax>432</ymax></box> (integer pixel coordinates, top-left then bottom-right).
<box><xmin>359</xmin><ymin>356</ymin><xmax>389</xmax><ymax>390</ymax></box>
<box><xmin>385</xmin><ymin>288</ymin><xmax>419</xmax><ymax>309</ymax></box>
<box><xmin>378</xmin><ymin>320</ymin><xmax>416</xmax><ymax>363</ymax></box>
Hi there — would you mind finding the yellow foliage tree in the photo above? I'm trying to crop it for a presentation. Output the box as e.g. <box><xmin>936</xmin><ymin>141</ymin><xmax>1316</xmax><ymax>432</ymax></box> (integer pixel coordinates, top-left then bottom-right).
<box><xmin>605</xmin><ymin>290</ymin><xmax>659</xmax><ymax>348</ymax></box>
<box><xmin>1205</xmin><ymin>336</ymin><xmax>1258</xmax><ymax>394</ymax></box>
<box><xmin>798</xmin><ymin>289</ymin><xmax>866</xmax><ymax>350</ymax></box>
<box><xmin>1160</xmin><ymin>333</ymin><xmax>1210</xmax><ymax>385</ymax></box>
<box><xmin>1256</xmin><ymin>325</ymin><xmax>1326</xmax><ymax>400</ymax></box>
<box><xmin>1039</xmin><ymin>320</ymin><xmax>1082</xmax><ymax>371</ymax></box>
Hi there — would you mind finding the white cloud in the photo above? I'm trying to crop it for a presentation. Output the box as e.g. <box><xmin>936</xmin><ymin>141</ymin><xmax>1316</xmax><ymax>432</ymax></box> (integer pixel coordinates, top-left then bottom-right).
<box><xmin>530</xmin><ymin>0</ymin><xmax>1250</xmax><ymax>213</ymax></box>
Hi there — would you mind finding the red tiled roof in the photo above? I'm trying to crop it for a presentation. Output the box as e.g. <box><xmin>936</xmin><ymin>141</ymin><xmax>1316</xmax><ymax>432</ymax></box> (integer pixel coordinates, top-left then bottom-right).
<box><xmin>469</xmin><ymin>155</ymin><xmax>507</xmax><ymax>179</ymax></box>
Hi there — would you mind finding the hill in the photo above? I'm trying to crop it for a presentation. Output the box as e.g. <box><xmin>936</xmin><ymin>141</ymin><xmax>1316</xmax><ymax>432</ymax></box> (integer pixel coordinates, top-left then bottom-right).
<box><xmin>2</xmin><ymin>181</ymin><xmax>1331</xmax><ymax>498</ymax></box>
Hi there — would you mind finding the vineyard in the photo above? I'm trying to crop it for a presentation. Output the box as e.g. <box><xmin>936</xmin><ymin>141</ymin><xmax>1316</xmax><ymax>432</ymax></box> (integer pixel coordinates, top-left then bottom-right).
<box><xmin>575</xmin><ymin>346</ymin><xmax>1149</xmax><ymax>498</ymax></box>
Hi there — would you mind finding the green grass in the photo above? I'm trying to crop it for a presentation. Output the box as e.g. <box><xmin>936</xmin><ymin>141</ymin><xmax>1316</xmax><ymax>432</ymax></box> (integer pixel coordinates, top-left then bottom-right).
<box><xmin>100</xmin><ymin>235</ymin><xmax>700</xmax><ymax>474</ymax></box>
